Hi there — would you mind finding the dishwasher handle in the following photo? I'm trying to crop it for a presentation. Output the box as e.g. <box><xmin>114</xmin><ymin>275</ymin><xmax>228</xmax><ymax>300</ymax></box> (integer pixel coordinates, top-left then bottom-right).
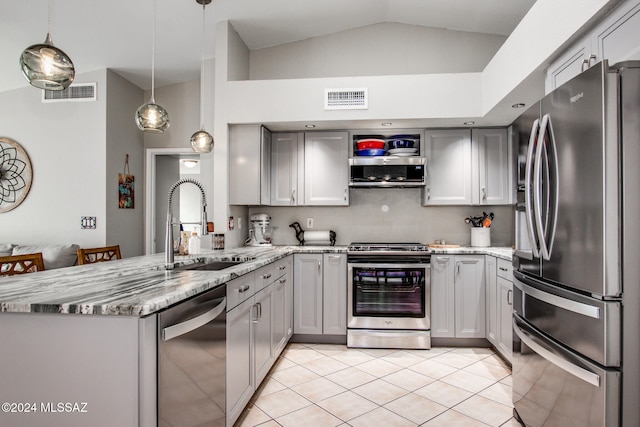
<box><xmin>162</xmin><ymin>297</ymin><xmax>226</xmax><ymax>341</ymax></box>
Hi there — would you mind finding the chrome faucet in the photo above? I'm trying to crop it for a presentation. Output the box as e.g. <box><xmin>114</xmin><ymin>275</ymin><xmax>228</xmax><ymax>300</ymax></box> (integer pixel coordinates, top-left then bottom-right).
<box><xmin>165</xmin><ymin>178</ymin><xmax>209</xmax><ymax>269</ymax></box>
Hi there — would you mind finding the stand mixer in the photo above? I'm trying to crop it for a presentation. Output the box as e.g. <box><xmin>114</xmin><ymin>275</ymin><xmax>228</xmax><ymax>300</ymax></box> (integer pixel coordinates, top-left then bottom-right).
<box><xmin>245</xmin><ymin>213</ymin><xmax>273</xmax><ymax>246</ymax></box>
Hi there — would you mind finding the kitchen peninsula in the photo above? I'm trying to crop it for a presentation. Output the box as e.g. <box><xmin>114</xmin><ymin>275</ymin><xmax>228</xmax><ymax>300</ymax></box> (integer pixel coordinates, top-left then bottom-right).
<box><xmin>0</xmin><ymin>244</ymin><xmax>510</xmax><ymax>427</ymax></box>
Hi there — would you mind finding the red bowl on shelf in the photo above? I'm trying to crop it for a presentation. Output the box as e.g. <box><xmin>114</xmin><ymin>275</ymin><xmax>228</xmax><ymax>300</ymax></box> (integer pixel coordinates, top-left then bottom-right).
<box><xmin>357</xmin><ymin>139</ymin><xmax>386</xmax><ymax>150</ymax></box>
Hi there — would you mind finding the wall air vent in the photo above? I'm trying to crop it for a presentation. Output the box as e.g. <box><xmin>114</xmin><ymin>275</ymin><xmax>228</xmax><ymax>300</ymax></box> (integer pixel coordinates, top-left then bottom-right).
<box><xmin>42</xmin><ymin>83</ymin><xmax>97</xmax><ymax>103</ymax></box>
<box><xmin>324</xmin><ymin>88</ymin><xmax>368</xmax><ymax>110</ymax></box>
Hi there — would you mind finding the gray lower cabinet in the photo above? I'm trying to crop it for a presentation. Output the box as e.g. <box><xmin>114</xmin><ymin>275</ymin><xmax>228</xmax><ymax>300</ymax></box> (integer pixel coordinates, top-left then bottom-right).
<box><xmin>431</xmin><ymin>254</ymin><xmax>485</xmax><ymax>338</ymax></box>
<box><xmin>293</xmin><ymin>253</ymin><xmax>347</xmax><ymax>336</ymax></box>
<box><xmin>486</xmin><ymin>256</ymin><xmax>514</xmax><ymax>362</ymax></box>
<box><xmin>226</xmin><ymin>257</ymin><xmax>292</xmax><ymax>426</ymax></box>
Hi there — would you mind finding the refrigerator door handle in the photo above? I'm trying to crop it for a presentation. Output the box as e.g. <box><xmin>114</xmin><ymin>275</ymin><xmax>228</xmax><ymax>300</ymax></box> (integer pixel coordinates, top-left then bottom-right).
<box><xmin>513</xmin><ymin>274</ymin><xmax>601</xmax><ymax>319</ymax></box>
<box><xmin>524</xmin><ymin>118</ymin><xmax>541</xmax><ymax>258</ymax></box>
<box><xmin>513</xmin><ymin>318</ymin><xmax>601</xmax><ymax>387</ymax></box>
<box><xmin>534</xmin><ymin>114</ymin><xmax>560</xmax><ymax>261</ymax></box>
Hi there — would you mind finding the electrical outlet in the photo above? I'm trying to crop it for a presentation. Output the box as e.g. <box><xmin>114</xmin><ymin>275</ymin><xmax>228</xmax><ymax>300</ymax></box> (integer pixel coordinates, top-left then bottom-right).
<box><xmin>307</xmin><ymin>218</ymin><xmax>314</xmax><ymax>228</ymax></box>
<box><xmin>238</xmin><ymin>217</ymin><xmax>242</xmax><ymax>229</ymax></box>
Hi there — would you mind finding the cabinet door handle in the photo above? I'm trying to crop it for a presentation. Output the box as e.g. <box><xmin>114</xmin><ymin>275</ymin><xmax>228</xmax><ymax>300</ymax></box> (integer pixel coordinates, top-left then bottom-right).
<box><xmin>482</xmin><ymin>187</ymin><xmax>487</xmax><ymax>201</ymax></box>
<box><xmin>581</xmin><ymin>58</ymin><xmax>589</xmax><ymax>72</ymax></box>
<box><xmin>456</xmin><ymin>262</ymin><xmax>461</xmax><ymax>275</ymax></box>
<box><xmin>426</xmin><ymin>187</ymin><xmax>431</xmax><ymax>200</ymax></box>
<box><xmin>588</xmin><ymin>54</ymin><xmax>597</xmax><ymax>67</ymax></box>
<box><xmin>291</xmin><ymin>189</ymin><xmax>296</xmax><ymax>204</ymax></box>
<box><xmin>238</xmin><ymin>285</ymin><xmax>250</xmax><ymax>293</ymax></box>
<box><xmin>318</xmin><ymin>260</ymin><xmax>321</xmax><ymax>274</ymax></box>
<box><xmin>344</xmin><ymin>188</ymin><xmax>347</xmax><ymax>201</ymax></box>
<box><xmin>252</xmin><ymin>304</ymin><xmax>259</xmax><ymax>323</ymax></box>
<box><xmin>507</xmin><ymin>289</ymin><xmax>513</xmax><ymax>305</ymax></box>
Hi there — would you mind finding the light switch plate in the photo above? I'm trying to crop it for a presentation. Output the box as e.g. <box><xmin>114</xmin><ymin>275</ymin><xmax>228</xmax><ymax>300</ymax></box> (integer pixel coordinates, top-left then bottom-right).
<box><xmin>81</xmin><ymin>216</ymin><xmax>96</xmax><ymax>229</ymax></box>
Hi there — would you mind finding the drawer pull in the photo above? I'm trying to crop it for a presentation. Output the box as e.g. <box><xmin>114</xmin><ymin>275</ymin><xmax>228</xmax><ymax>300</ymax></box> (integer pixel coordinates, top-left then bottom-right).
<box><xmin>499</xmin><ymin>267</ymin><xmax>509</xmax><ymax>272</ymax></box>
<box><xmin>237</xmin><ymin>285</ymin><xmax>250</xmax><ymax>293</ymax></box>
<box><xmin>279</xmin><ymin>279</ymin><xmax>286</xmax><ymax>284</ymax></box>
<box><xmin>279</xmin><ymin>265</ymin><xmax>286</xmax><ymax>270</ymax></box>
<box><xmin>262</xmin><ymin>273</ymin><xmax>272</xmax><ymax>279</ymax></box>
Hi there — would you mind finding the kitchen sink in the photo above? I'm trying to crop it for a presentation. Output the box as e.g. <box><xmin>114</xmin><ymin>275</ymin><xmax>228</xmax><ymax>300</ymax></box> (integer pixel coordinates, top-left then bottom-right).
<box><xmin>172</xmin><ymin>260</ymin><xmax>244</xmax><ymax>271</ymax></box>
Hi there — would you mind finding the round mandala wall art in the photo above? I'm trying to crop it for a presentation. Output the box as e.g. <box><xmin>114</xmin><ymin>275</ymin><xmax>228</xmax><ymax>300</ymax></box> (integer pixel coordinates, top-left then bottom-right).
<box><xmin>0</xmin><ymin>137</ymin><xmax>33</xmax><ymax>213</ymax></box>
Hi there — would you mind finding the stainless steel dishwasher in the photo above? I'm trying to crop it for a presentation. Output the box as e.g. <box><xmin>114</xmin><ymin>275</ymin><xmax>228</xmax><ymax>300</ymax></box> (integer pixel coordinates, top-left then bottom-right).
<box><xmin>158</xmin><ymin>285</ymin><xmax>226</xmax><ymax>427</ymax></box>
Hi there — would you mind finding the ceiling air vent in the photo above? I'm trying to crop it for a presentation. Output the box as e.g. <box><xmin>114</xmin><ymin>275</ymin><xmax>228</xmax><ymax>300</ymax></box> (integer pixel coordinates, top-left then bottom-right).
<box><xmin>42</xmin><ymin>82</ymin><xmax>97</xmax><ymax>103</ymax></box>
<box><xmin>324</xmin><ymin>88</ymin><xmax>368</xmax><ymax>110</ymax></box>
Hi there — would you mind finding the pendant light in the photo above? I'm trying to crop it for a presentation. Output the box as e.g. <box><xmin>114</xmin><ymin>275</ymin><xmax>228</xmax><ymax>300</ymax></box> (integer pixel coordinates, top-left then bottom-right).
<box><xmin>190</xmin><ymin>0</ymin><xmax>214</xmax><ymax>154</ymax></box>
<box><xmin>135</xmin><ymin>0</ymin><xmax>170</xmax><ymax>133</ymax></box>
<box><xmin>19</xmin><ymin>0</ymin><xmax>75</xmax><ymax>91</ymax></box>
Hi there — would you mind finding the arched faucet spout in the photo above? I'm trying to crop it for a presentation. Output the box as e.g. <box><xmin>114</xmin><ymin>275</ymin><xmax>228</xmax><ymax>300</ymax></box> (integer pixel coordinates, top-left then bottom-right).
<box><xmin>165</xmin><ymin>178</ymin><xmax>208</xmax><ymax>269</ymax></box>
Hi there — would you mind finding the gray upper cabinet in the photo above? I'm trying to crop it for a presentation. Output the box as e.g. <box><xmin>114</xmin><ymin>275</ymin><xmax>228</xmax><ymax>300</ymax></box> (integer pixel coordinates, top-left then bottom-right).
<box><xmin>545</xmin><ymin>0</ymin><xmax>640</xmax><ymax>93</ymax></box>
<box><xmin>423</xmin><ymin>128</ymin><xmax>510</xmax><ymax>206</ymax></box>
<box><xmin>304</xmin><ymin>132</ymin><xmax>349</xmax><ymax>206</ymax></box>
<box><xmin>423</xmin><ymin>129</ymin><xmax>473</xmax><ymax>205</ymax></box>
<box><xmin>473</xmin><ymin>128</ymin><xmax>511</xmax><ymax>205</ymax></box>
<box><xmin>229</xmin><ymin>125</ymin><xmax>271</xmax><ymax>205</ymax></box>
<box><xmin>271</xmin><ymin>132</ymin><xmax>303</xmax><ymax>206</ymax></box>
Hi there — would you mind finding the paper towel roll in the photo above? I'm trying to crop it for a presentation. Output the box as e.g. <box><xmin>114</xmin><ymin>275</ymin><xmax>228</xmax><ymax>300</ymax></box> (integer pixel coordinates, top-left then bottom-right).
<box><xmin>304</xmin><ymin>231</ymin><xmax>331</xmax><ymax>245</ymax></box>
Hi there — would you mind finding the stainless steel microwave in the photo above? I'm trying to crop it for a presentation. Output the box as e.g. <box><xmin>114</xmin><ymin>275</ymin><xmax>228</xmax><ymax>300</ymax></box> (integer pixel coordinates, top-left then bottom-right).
<box><xmin>349</xmin><ymin>157</ymin><xmax>426</xmax><ymax>187</ymax></box>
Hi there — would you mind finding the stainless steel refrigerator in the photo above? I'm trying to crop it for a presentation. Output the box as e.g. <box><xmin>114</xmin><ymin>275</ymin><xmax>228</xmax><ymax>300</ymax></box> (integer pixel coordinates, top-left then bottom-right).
<box><xmin>511</xmin><ymin>60</ymin><xmax>640</xmax><ymax>426</ymax></box>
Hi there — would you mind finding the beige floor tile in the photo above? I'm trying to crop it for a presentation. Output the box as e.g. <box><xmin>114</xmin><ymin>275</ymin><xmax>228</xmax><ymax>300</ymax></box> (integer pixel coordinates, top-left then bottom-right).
<box><xmin>483</xmin><ymin>353</ymin><xmax>512</xmax><ymax>368</ymax></box>
<box><xmin>449</xmin><ymin>347</ymin><xmax>496</xmax><ymax>360</ymax></box>
<box><xmin>329</xmin><ymin>349</ymin><xmax>375</xmax><ymax>366</ymax></box>
<box><xmin>253</xmin><ymin>421</ymin><xmax>281</xmax><ymax>427</ymax></box>
<box><xmin>355</xmin><ymin>358</ymin><xmax>403</xmax><ymax>377</ymax></box>
<box><xmin>499</xmin><ymin>375</ymin><xmax>513</xmax><ymax>387</ymax></box>
<box><xmin>291</xmin><ymin>377</ymin><xmax>347</xmax><ymax>403</ymax></box>
<box><xmin>316</xmin><ymin>391</ymin><xmax>379</xmax><ymax>421</ymax></box>
<box><xmin>281</xmin><ymin>347</ymin><xmax>326</xmax><ymax>364</ymax></box>
<box><xmin>431</xmin><ymin>352</ymin><xmax>479</xmax><ymax>369</ymax></box>
<box><xmin>351</xmin><ymin>378</ymin><xmax>408</xmax><ymax>405</ymax></box>
<box><xmin>269</xmin><ymin>365</ymin><xmax>320</xmax><ymax>388</ymax></box>
<box><xmin>308</xmin><ymin>344</ymin><xmax>348</xmax><ymax>356</ymax></box>
<box><xmin>453</xmin><ymin>394</ymin><xmax>513</xmax><ymax>426</ymax></box>
<box><xmin>358</xmin><ymin>347</ymin><xmax>400</xmax><ymax>357</ymax></box>
<box><xmin>324</xmin><ymin>366</ymin><xmax>377</xmax><ymax>389</ymax></box>
<box><xmin>441</xmin><ymin>369</ymin><xmax>497</xmax><ymax>393</ymax></box>
<box><xmin>254</xmin><ymin>377</ymin><xmax>287</xmax><ymax>399</ymax></box>
<box><xmin>477</xmin><ymin>381</ymin><xmax>513</xmax><ymax>407</ymax></box>
<box><xmin>414</xmin><ymin>381</ymin><xmax>474</xmax><ymax>408</ymax></box>
<box><xmin>381</xmin><ymin>350</ymin><xmax>428</xmax><ymax>367</ymax></box>
<box><xmin>384</xmin><ymin>392</ymin><xmax>448</xmax><ymax>424</ymax></box>
<box><xmin>236</xmin><ymin>404</ymin><xmax>270</xmax><ymax>427</ymax></box>
<box><xmin>275</xmin><ymin>404</ymin><xmax>343</xmax><ymax>427</ymax></box>
<box><xmin>253</xmin><ymin>388</ymin><xmax>312</xmax><ymax>419</ymax></box>
<box><xmin>270</xmin><ymin>357</ymin><xmax>297</xmax><ymax>372</ymax></box>
<box><xmin>463</xmin><ymin>360</ymin><xmax>511</xmax><ymax>381</ymax></box>
<box><xmin>303</xmin><ymin>356</ymin><xmax>350</xmax><ymax>376</ymax></box>
<box><xmin>382</xmin><ymin>368</ymin><xmax>436</xmax><ymax>391</ymax></box>
<box><xmin>402</xmin><ymin>348</ymin><xmax>443</xmax><ymax>359</ymax></box>
<box><xmin>500</xmin><ymin>417</ymin><xmax>522</xmax><ymax>426</ymax></box>
<box><xmin>409</xmin><ymin>358</ymin><xmax>459</xmax><ymax>379</ymax></box>
<box><xmin>422</xmin><ymin>409</ymin><xmax>489</xmax><ymax>427</ymax></box>
<box><xmin>349</xmin><ymin>407</ymin><xmax>416</xmax><ymax>427</ymax></box>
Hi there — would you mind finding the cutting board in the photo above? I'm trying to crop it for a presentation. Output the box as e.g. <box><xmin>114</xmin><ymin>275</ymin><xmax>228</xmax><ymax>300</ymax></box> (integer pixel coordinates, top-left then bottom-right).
<box><xmin>427</xmin><ymin>243</ymin><xmax>461</xmax><ymax>248</ymax></box>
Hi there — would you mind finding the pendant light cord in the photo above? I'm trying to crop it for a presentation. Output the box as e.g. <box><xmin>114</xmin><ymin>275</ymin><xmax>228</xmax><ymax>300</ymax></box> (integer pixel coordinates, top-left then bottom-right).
<box><xmin>200</xmin><ymin>2</ymin><xmax>206</xmax><ymax>130</ymax></box>
<box><xmin>150</xmin><ymin>0</ymin><xmax>157</xmax><ymax>103</ymax></box>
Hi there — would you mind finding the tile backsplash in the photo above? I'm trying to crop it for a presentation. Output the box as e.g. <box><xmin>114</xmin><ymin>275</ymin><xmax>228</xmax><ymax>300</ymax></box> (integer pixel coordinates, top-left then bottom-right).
<box><xmin>245</xmin><ymin>188</ymin><xmax>514</xmax><ymax>247</ymax></box>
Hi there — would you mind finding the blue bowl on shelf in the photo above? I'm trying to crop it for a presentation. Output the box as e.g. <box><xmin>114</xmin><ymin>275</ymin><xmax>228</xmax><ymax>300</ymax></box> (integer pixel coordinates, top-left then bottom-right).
<box><xmin>388</xmin><ymin>139</ymin><xmax>415</xmax><ymax>149</ymax></box>
<box><xmin>356</xmin><ymin>149</ymin><xmax>386</xmax><ymax>156</ymax></box>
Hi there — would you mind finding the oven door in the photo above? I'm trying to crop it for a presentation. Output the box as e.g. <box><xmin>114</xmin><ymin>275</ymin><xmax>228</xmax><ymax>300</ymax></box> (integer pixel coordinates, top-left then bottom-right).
<box><xmin>347</xmin><ymin>262</ymin><xmax>430</xmax><ymax>330</ymax></box>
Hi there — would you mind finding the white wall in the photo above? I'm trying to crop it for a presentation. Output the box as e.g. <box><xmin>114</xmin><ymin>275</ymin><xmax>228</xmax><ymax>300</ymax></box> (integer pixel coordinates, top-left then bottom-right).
<box><xmin>0</xmin><ymin>70</ymin><xmax>108</xmax><ymax>247</ymax></box>
<box><xmin>250</xmin><ymin>22</ymin><xmax>506</xmax><ymax>80</ymax></box>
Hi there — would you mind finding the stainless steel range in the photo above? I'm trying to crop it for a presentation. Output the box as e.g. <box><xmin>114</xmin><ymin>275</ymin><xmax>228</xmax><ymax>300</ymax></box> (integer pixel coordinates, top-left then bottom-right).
<box><xmin>347</xmin><ymin>242</ymin><xmax>431</xmax><ymax>349</ymax></box>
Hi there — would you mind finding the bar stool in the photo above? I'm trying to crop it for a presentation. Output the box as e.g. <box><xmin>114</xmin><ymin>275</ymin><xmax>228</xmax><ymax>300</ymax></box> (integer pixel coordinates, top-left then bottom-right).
<box><xmin>0</xmin><ymin>253</ymin><xmax>45</xmax><ymax>276</ymax></box>
<box><xmin>77</xmin><ymin>245</ymin><xmax>122</xmax><ymax>265</ymax></box>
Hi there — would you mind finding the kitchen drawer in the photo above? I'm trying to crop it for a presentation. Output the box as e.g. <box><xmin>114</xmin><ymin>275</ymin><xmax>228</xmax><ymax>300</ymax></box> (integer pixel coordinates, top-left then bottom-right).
<box><xmin>226</xmin><ymin>271</ymin><xmax>256</xmax><ymax>311</ymax></box>
<box><xmin>272</xmin><ymin>256</ymin><xmax>292</xmax><ymax>281</ymax></box>
<box><xmin>255</xmin><ymin>263</ymin><xmax>276</xmax><ymax>292</ymax></box>
<box><xmin>497</xmin><ymin>258</ymin><xmax>513</xmax><ymax>281</ymax></box>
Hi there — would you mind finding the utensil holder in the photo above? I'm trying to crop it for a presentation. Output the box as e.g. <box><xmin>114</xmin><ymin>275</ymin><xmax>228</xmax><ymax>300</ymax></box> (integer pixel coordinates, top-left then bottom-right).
<box><xmin>471</xmin><ymin>228</ymin><xmax>491</xmax><ymax>247</ymax></box>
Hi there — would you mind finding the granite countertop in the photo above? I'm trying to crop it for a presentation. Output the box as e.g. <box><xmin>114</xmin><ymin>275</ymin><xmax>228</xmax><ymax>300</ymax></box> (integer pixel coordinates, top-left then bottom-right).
<box><xmin>0</xmin><ymin>244</ymin><xmax>510</xmax><ymax>317</ymax></box>
<box><xmin>427</xmin><ymin>246</ymin><xmax>513</xmax><ymax>261</ymax></box>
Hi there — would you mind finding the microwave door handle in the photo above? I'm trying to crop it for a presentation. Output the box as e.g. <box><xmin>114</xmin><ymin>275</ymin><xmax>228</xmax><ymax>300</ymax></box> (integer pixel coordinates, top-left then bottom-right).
<box><xmin>524</xmin><ymin>118</ymin><xmax>541</xmax><ymax>258</ymax></box>
<box><xmin>545</xmin><ymin>115</ymin><xmax>560</xmax><ymax>259</ymax></box>
<box><xmin>534</xmin><ymin>114</ymin><xmax>550</xmax><ymax>260</ymax></box>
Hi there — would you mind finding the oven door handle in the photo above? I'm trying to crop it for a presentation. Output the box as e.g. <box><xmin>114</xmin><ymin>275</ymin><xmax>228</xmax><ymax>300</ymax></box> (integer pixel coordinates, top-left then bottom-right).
<box><xmin>348</xmin><ymin>262</ymin><xmax>430</xmax><ymax>269</ymax></box>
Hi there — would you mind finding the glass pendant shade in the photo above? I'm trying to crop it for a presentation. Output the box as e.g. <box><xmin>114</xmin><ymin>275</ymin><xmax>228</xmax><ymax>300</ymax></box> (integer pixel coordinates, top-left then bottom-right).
<box><xmin>136</xmin><ymin>99</ymin><xmax>170</xmax><ymax>133</ymax></box>
<box><xmin>19</xmin><ymin>33</ymin><xmax>75</xmax><ymax>91</ymax></box>
<box><xmin>190</xmin><ymin>129</ymin><xmax>214</xmax><ymax>153</ymax></box>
